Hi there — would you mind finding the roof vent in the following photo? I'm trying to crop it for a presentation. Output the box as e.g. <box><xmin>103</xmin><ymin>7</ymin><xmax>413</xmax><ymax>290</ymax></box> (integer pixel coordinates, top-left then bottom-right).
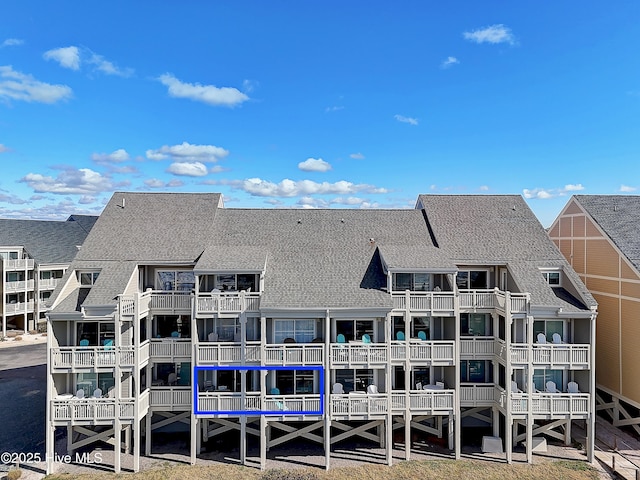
<box><xmin>297</xmin><ymin>219</ymin><xmax>302</xmax><ymax>224</ymax></box>
<box><xmin>341</xmin><ymin>218</ymin><xmax>345</xmax><ymax>223</ymax></box>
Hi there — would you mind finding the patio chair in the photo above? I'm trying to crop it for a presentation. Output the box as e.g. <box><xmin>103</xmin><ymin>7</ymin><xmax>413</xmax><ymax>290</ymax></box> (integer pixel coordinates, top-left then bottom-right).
<box><xmin>362</xmin><ymin>334</ymin><xmax>371</xmax><ymax>344</ymax></box>
<box><xmin>435</xmin><ymin>381</ymin><xmax>445</xmax><ymax>389</ymax></box>
<box><xmin>332</xmin><ymin>383</ymin><xmax>344</xmax><ymax>394</ymax></box>
<box><xmin>107</xmin><ymin>387</ymin><xmax>115</xmax><ymax>398</ymax></box>
<box><xmin>396</xmin><ymin>331</ymin><xmax>405</xmax><ymax>341</ymax></box>
<box><xmin>511</xmin><ymin>381</ymin><xmax>522</xmax><ymax>393</ymax></box>
<box><xmin>567</xmin><ymin>381</ymin><xmax>580</xmax><ymax>393</ymax></box>
<box><xmin>552</xmin><ymin>333</ymin><xmax>563</xmax><ymax>344</ymax></box>
<box><xmin>270</xmin><ymin>387</ymin><xmax>280</xmax><ymax>395</ymax></box>
<box><xmin>170</xmin><ymin>331</ymin><xmax>180</xmax><ymax>338</ymax></box>
<box><xmin>79</xmin><ymin>339</ymin><xmax>90</xmax><ymax>346</ymax></box>
<box><xmin>416</xmin><ymin>382</ymin><xmax>422</xmax><ymax>390</ymax></box>
<box><xmin>545</xmin><ymin>381</ymin><xmax>561</xmax><ymax>393</ymax></box>
<box><xmin>417</xmin><ymin>331</ymin><xmax>427</xmax><ymax>341</ymax></box>
<box><xmin>537</xmin><ymin>332</ymin><xmax>547</xmax><ymax>344</ymax></box>
<box><xmin>93</xmin><ymin>388</ymin><xmax>103</xmax><ymax>398</ymax></box>
<box><xmin>367</xmin><ymin>384</ymin><xmax>379</xmax><ymax>394</ymax></box>
<box><xmin>204</xmin><ymin>380</ymin><xmax>214</xmax><ymax>392</ymax></box>
<box><xmin>336</xmin><ymin>334</ymin><xmax>346</xmax><ymax>343</ymax></box>
<box><xmin>168</xmin><ymin>373</ymin><xmax>177</xmax><ymax>386</ymax></box>
<box><xmin>76</xmin><ymin>389</ymin><xmax>85</xmax><ymax>399</ymax></box>
<box><xmin>283</xmin><ymin>337</ymin><xmax>296</xmax><ymax>344</ymax></box>
<box><xmin>103</xmin><ymin>339</ymin><xmax>114</xmax><ymax>350</ymax></box>
<box><xmin>207</xmin><ymin>332</ymin><xmax>218</xmax><ymax>342</ymax></box>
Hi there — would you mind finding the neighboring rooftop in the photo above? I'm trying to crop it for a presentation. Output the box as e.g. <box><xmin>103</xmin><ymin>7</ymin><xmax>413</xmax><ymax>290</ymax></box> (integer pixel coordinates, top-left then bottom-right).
<box><xmin>573</xmin><ymin>195</ymin><xmax>640</xmax><ymax>272</ymax></box>
<box><xmin>0</xmin><ymin>216</ymin><xmax>98</xmax><ymax>264</ymax></box>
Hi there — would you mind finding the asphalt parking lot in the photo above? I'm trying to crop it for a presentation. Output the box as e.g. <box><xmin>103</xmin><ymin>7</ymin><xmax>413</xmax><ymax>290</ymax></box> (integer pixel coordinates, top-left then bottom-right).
<box><xmin>0</xmin><ymin>342</ymin><xmax>47</xmax><ymax>456</ymax></box>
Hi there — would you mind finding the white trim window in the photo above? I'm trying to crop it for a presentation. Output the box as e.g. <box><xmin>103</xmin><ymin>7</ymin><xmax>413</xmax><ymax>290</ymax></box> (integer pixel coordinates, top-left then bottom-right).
<box><xmin>78</xmin><ymin>271</ymin><xmax>100</xmax><ymax>286</ymax></box>
<box><xmin>456</xmin><ymin>269</ymin><xmax>489</xmax><ymax>290</ymax></box>
<box><xmin>541</xmin><ymin>269</ymin><xmax>561</xmax><ymax>286</ymax></box>
<box><xmin>274</xmin><ymin>319</ymin><xmax>315</xmax><ymax>343</ymax></box>
<box><xmin>157</xmin><ymin>270</ymin><xmax>195</xmax><ymax>291</ymax></box>
<box><xmin>392</xmin><ymin>273</ymin><xmax>430</xmax><ymax>292</ymax></box>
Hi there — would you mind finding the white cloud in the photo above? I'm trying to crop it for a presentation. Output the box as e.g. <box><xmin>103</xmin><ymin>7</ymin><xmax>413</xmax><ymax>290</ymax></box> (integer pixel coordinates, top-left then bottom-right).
<box><xmin>479</xmin><ymin>185</ymin><xmax>490</xmax><ymax>191</ymax></box>
<box><xmin>298</xmin><ymin>157</ymin><xmax>332</xmax><ymax>172</ymax></box>
<box><xmin>242</xmin><ymin>79</ymin><xmax>257</xmax><ymax>93</ymax></box>
<box><xmin>220</xmin><ymin>178</ymin><xmax>388</xmax><ymax>197</ymax></box>
<box><xmin>43</xmin><ymin>46</ymin><xmax>81</xmax><ymax>70</ymax></box>
<box><xmin>523</xmin><ymin>184</ymin><xmax>584</xmax><ymax>199</ymax></box>
<box><xmin>87</xmin><ymin>53</ymin><xmax>134</xmax><ymax>77</ymax></box>
<box><xmin>0</xmin><ymin>66</ymin><xmax>73</xmax><ymax>104</ymax></box>
<box><xmin>1</xmin><ymin>38</ymin><xmax>24</xmax><ymax>48</ymax></box>
<box><xmin>0</xmin><ymin>144</ymin><xmax>9</xmax><ymax>153</ymax></box>
<box><xmin>167</xmin><ymin>161</ymin><xmax>208</xmax><ymax>177</ymax></box>
<box><xmin>463</xmin><ymin>24</ymin><xmax>516</xmax><ymax>45</ymax></box>
<box><xmin>325</xmin><ymin>106</ymin><xmax>344</xmax><ymax>112</ymax></box>
<box><xmin>19</xmin><ymin>167</ymin><xmax>121</xmax><ymax>194</ymax></box>
<box><xmin>158</xmin><ymin>73</ymin><xmax>249</xmax><ymax>107</ymax></box>
<box><xmin>394</xmin><ymin>114</ymin><xmax>418</xmax><ymax>126</ymax></box>
<box><xmin>144</xmin><ymin>178</ymin><xmax>185</xmax><ymax>188</ymax></box>
<box><xmin>620</xmin><ymin>184</ymin><xmax>637</xmax><ymax>192</ymax></box>
<box><xmin>441</xmin><ymin>56</ymin><xmax>460</xmax><ymax>69</ymax></box>
<box><xmin>146</xmin><ymin>141</ymin><xmax>229</xmax><ymax>163</ymax></box>
<box><xmin>350</xmin><ymin>152</ymin><xmax>365</xmax><ymax>160</ymax></box>
<box><xmin>78</xmin><ymin>195</ymin><xmax>96</xmax><ymax>204</ymax></box>
<box><xmin>0</xmin><ymin>192</ymin><xmax>28</xmax><ymax>205</ymax></box>
<box><xmin>92</xmin><ymin>148</ymin><xmax>130</xmax><ymax>163</ymax></box>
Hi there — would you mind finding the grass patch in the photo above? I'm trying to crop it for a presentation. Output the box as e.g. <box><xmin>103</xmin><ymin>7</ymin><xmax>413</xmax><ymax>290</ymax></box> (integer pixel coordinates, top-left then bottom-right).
<box><xmin>42</xmin><ymin>459</ymin><xmax>600</xmax><ymax>480</ymax></box>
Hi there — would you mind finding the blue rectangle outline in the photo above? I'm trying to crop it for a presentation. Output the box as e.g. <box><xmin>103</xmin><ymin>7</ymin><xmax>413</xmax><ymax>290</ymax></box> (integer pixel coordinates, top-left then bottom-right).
<box><xmin>193</xmin><ymin>365</ymin><xmax>325</xmax><ymax>416</ymax></box>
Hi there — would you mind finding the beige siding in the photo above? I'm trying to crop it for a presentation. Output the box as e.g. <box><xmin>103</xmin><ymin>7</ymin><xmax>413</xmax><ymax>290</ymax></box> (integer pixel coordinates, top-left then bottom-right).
<box><xmin>548</xmin><ymin>223</ymin><xmax>560</xmax><ymax>238</ymax></box>
<box><xmin>587</xmin><ymin>276</ymin><xmax>619</xmax><ymax>296</ymax></box>
<box><xmin>622</xmin><ymin>261</ymin><xmax>639</xmax><ymax>281</ymax></box>
<box><xmin>560</xmin><ymin>217</ymin><xmax>572</xmax><ymax>237</ymax></box>
<box><xmin>572</xmin><ymin>239</ymin><xmax>586</xmax><ymax>275</ymax></box>
<box><xmin>559</xmin><ymin>239</ymin><xmax>572</xmax><ymax>262</ymax></box>
<box><xmin>565</xmin><ymin>200</ymin><xmax>582</xmax><ymax>215</ymax></box>
<box><xmin>621</xmin><ymin>298</ymin><xmax>640</xmax><ymax>404</ymax></box>
<box><xmin>595</xmin><ymin>293</ymin><xmax>620</xmax><ymax>393</ymax></box>
<box><xmin>622</xmin><ymin>281</ymin><xmax>640</xmax><ymax>299</ymax></box>
<box><xmin>585</xmin><ymin>217</ymin><xmax>602</xmax><ymax>237</ymax></box>
<box><xmin>586</xmin><ymin>239</ymin><xmax>620</xmax><ymax>278</ymax></box>
<box><xmin>573</xmin><ymin>215</ymin><xmax>585</xmax><ymax>237</ymax></box>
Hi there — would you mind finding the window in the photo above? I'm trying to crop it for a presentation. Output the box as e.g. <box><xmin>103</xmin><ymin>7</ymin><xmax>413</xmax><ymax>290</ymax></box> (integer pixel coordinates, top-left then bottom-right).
<box><xmin>392</xmin><ymin>316</ymin><xmax>405</xmax><ymax>341</ymax></box>
<box><xmin>412</xmin><ymin>316</ymin><xmax>430</xmax><ymax>339</ymax></box>
<box><xmin>336</xmin><ymin>319</ymin><xmax>374</xmax><ymax>342</ymax></box>
<box><xmin>156</xmin><ymin>315</ymin><xmax>191</xmax><ymax>338</ymax></box>
<box><xmin>76</xmin><ymin>372</ymin><xmax>115</xmax><ymax>395</ymax></box>
<box><xmin>461</xmin><ymin>313</ymin><xmax>490</xmax><ymax>336</ymax></box>
<box><xmin>77</xmin><ymin>322</ymin><xmax>115</xmax><ymax>346</ymax></box>
<box><xmin>456</xmin><ymin>270</ymin><xmax>489</xmax><ymax>290</ymax></box>
<box><xmin>274</xmin><ymin>319</ymin><xmax>315</xmax><ymax>343</ymax></box>
<box><xmin>461</xmin><ymin>360</ymin><xmax>493</xmax><ymax>383</ymax></box>
<box><xmin>335</xmin><ymin>369</ymin><xmax>373</xmax><ymax>393</ymax></box>
<box><xmin>392</xmin><ymin>273</ymin><xmax>430</xmax><ymax>292</ymax></box>
<box><xmin>0</xmin><ymin>251</ymin><xmax>19</xmax><ymax>260</ymax></box>
<box><xmin>412</xmin><ymin>368</ymin><xmax>430</xmax><ymax>387</ymax></box>
<box><xmin>79</xmin><ymin>271</ymin><xmax>100</xmax><ymax>286</ymax></box>
<box><xmin>275</xmin><ymin>370</ymin><xmax>315</xmax><ymax>394</ymax></box>
<box><xmin>533</xmin><ymin>320</ymin><xmax>563</xmax><ymax>343</ymax></box>
<box><xmin>542</xmin><ymin>270</ymin><xmax>561</xmax><ymax>285</ymax></box>
<box><xmin>533</xmin><ymin>369</ymin><xmax>562</xmax><ymax>392</ymax></box>
<box><xmin>157</xmin><ymin>270</ymin><xmax>194</xmax><ymax>291</ymax></box>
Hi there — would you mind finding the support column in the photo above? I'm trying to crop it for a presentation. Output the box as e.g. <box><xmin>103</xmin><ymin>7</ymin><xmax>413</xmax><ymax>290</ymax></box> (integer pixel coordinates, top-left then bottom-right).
<box><xmin>134</xmin><ymin>419</ymin><xmax>141</xmax><ymax>472</ymax></box>
<box><xmin>240</xmin><ymin>415</ymin><xmax>247</xmax><ymax>465</ymax></box>
<box><xmin>260</xmin><ymin>416</ymin><xmax>267</xmax><ymax>470</ymax></box>
<box><xmin>526</xmin><ymin>415</ymin><xmax>533</xmax><ymax>464</ymax></box>
<box><xmin>124</xmin><ymin>425</ymin><xmax>131</xmax><ymax>454</ymax></box>
<box><xmin>190</xmin><ymin>415</ymin><xmax>197</xmax><ymax>465</ymax></box>
<box><xmin>67</xmin><ymin>426</ymin><xmax>74</xmax><ymax>455</ymax></box>
<box><xmin>564</xmin><ymin>419</ymin><xmax>572</xmax><ymax>446</ymax></box>
<box><xmin>386</xmin><ymin>414</ymin><xmax>393</xmax><ymax>466</ymax></box>
<box><xmin>145</xmin><ymin>412</ymin><xmax>152</xmax><ymax>455</ymax></box>
<box><xmin>404</xmin><ymin>413</ymin><xmax>411</xmax><ymax>460</ymax></box>
<box><xmin>505</xmin><ymin>413</ymin><xmax>512</xmax><ymax>464</ymax></box>
<box><xmin>448</xmin><ymin>414</ymin><xmax>454</xmax><ymax>450</ymax></box>
<box><xmin>114</xmin><ymin>419</ymin><xmax>122</xmax><ymax>473</ymax></box>
<box><xmin>46</xmin><ymin>425</ymin><xmax>55</xmax><ymax>475</ymax></box>
<box><xmin>324</xmin><ymin>309</ymin><xmax>331</xmax><ymax>471</ymax></box>
<box><xmin>492</xmin><ymin>406</ymin><xmax>499</xmax><ymax>437</ymax></box>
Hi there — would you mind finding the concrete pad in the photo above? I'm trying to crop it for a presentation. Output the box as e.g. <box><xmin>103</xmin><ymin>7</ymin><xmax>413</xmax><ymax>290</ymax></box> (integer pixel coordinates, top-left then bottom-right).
<box><xmin>482</xmin><ymin>436</ymin><xmax>504</xmax><ymax>453</ymax></box>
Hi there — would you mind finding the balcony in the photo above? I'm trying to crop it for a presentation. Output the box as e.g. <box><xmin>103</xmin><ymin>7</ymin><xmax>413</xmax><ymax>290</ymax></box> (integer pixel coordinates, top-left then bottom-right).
<box><xmin>196</xmin><ymin>341</ymin><xmax>261</xmax><ymax>364</ymax></box>
<box><xmin>391</xmin><ymin>389</ymin><xmax>455</xmax><ymax>414</ymax></box>
<box><xmin>460</xmin><ymin>384</ymin><xmax>495</xmax><ymax>407</ymax></box>
<box><xmin>5</xmin><ymin>279</ymin><xmax>35</xmax><ymax>292</ymax></box>
<box><xmin>51</xmin><ymin>397</ymin><xmax>135</xmax><ymax>423</ymax></box>
<box><xmin>390</xmin><ymin>340</ymin><xmax>455</xmax><ymax>365</ymax></box>
<box><xmin>392</xmin><ymin>291</ymin><xmax>455</xmax><ymax>314</ymax></box>
<box><xmin>150</xmin><ymin>338</ymin><xmax>192</xmax><ymax>360</ymax></box>
<box><xmin>508</xmin><ymin>343</ymin><xmax>591</xmax><ymax>369</ymax></box>
<box><xmin>150</xmin><ymin>386</ymin><xmax>191</xmax><ymax>411</ymax></box>
<box><xmin>195</xmin><ymin>291</ymin><xmax>261</xmax><ymax>316</ymax></box>
<box><xmin>509</xmin><ymin>392</ymin><xmax>590</xmax><ymax>418</ymax></box>
<box><xmin>264</xmin><ymin>343</ymin><xmax>324</xmax><ymax>366</ymax></box>
<box><xmin>459</xmin><ymin>289</ymin><xmax>529</xmax><ymax>314</ymax></box>
<box><xmin>330</xmin><ymin>343</ymin><xmax>388</xmax><ymax>367</ymax></box>
<box><xmin>149</xmin><ymin>291</ymin><xmax>192</xmax><ymax>313</ymax></box>
<box><xmin>460</xmin><ymin>336</ymin><xmax>495</xmax><ymax>358</ymax></box>
<box><xmin>196</xmin><ymin>392</ymin><xmax>322</xmax><ymax>417</ymax></box>
<box><xmin>330</xmin><ymin>393</ymin><xmax>388</xmax><ymax>419</ymax></box>
<box><xmin>3</xmin><ymin>259</ymin><xmax>34</xmax><ymax>270</ymax></box>
<box><xmin>50</xmin><ymin>346</ymin><xmax>135</xmax><ymax>370</ymax></box>
<box><xmin>4</xmin><ymin>301</ymin><xmax>34</xmax><ymax>315</ymax></box>
<box><xmin>38</xmin><ymin>278</ymin><xmax>60</xmax><ymax>289</ymax></box>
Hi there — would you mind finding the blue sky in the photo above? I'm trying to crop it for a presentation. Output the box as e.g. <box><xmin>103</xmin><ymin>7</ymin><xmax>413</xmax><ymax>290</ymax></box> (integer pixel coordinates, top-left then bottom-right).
<box><xmin>1</xmin><ymin>1</ymin><xmax>638</xmax><ymax>226</ymax></box>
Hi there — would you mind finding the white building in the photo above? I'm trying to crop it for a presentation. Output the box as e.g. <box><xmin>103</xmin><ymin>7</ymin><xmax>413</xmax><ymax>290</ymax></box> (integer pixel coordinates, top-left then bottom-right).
<box><xmin>0</xmin><ymin>215</ymin><xmax>96</xmax><ymax>337</ymax></box>
<box><xmin>45</xmin><ymin>193</ymin><xmax>597</xmax><ymax>473</ymax></box>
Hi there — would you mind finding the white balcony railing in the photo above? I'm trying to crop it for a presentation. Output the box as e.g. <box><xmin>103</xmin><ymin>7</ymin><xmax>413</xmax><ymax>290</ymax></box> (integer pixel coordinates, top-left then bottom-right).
<box><xmin>150</xmin><ymin>386</ymin><xmax>192</xmax><ymax>410</ymax></box>
<box><xmin>391</xmin><ymin>390</ymin><xmax>455</xmax><ymax>413</ymax></box>
<box><xmin>140</xmin><ymin>339</ymin><xmax>150</xmax><ymax>364</ymax></box>
<box><xmin>330</xmin><ymin>343</ymin><xmax>388</xmax><ymax>366</ymax></box>
<box><xmin>330</xmin><ymin>393</ymin><xmax>388</xmax><ymax>417</ymax></box>
<box><xmin>459</xmin><ymin>384</ymin><xmax>496</xmax><ymax>406</ymax></box>
<box><xmin>460</xmin><ymin>337</ymin><xmax>495</xmax><ymax>357</ymax></box>
<box><xmin>150</xmin><ymin>339</ymin><xmax>192</xmax><ymax>358</ymax></box>
<box><xmin>50</xmin><ymin>346</ymin><xmax>135</xmax><ymax>369</ymax></box>
<box><xmin>138</xmin><ymin>389</ymin><xmax>150</xmax><ymax>415</ymax></box>
<box><xmin>51</xmin><ymin>398</ymin><xmax>135</xmax><ymax>422</ymax></box>
<box><xmin>510</xmin><ymin>343</ymin><xmax>591</xmax><ymax>368</ymax></box>
<box><xmin>264</xmin><ymin>344</ymin><xmax>324</xmax><ymax>365</ymax></box>
<box><xmin>4</xmin><ymin>301</ymin><xmax>35</xmax><ymax>315</ymax></box>
<box><xmin>195</xmin><ymin>292</ymin><xmax>261</xmax><ymax>315</ymax></box>
<box><xmin>510</xmin><ymin>392</ymin><xmax>590</xmax><ymax>416</ymax></box>
<box><xmin>197</xmin><ymin>392</ymin><xmax>261</xmax><ymax>413</ymax></box>
<box><xmin>264</xmin><ymin>395</ymin><xmax>321</xmax><ymax>414</ymax></box>
<box><xmin>5</xmin><ymin>279</ymin><xmax>35</xmax><ymax>292</ymax></box>
<box><xmin>3</xmin><ymin>259</ymin><xmax>34</xmax><ymax>270</ymax></box>
<box><xmin>390</xmin><ymin>340</ymin><xmax>455</xmax><ymax>364</ymax></box>
<box><xmin>150</xmin><ymin>292</ymin><xmax>192</xmax><ymax>311</ymax></box>
<box><xmin>38</xmin><ymin>278</ymin><xmax>60</xmax><ymax>289</ymax></box>
<box><xmin>392</xmin><ymin>291</ymin><xmax>455</xmax><ymax>312</ymax></box>
<box><xmin>196</xmin><ymin>341</ymin><xmax>261</xmax><ymax>364</ymax></box>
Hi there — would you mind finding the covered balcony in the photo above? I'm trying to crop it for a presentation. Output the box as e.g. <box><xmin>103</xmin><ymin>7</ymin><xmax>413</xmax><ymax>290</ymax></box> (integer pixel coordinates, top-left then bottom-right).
<box><xmin>195</xmin><ymin>291</ymin><xmax>261</xmax><ymax>316</ymax></box>
<box><xmin>459</xmin><ymin>383</ymin><xmax>496</xmax><ymax>407</ymax></box>
<box><xmin>196</xmin><ymin>341</ymin><xmax>261</xmax><ymax>364</ymax></box>
<box><xmin>459</xmin><ymin>336</ymin><xmax>495</xmax><ymax>359</ymax></box>
<box><xmin>150</xmin><ymin>386</ymin><xmax>192</xmax><ymax>411</ymax></box>
<box><xmin>497</xmin><ymin>339</ymin><xmax>591</xmax><ymax>369</ymax></box>
<box><xmin>390</xmin><ymin>340</ymin><xmax>455</xmax><ymax>365</ymax></box>
<box><xmin>330</xmin><ymin>393</ymin><xmax>388</xmax><ymax>419</ymax></box>
<box><xmin>150</xmin><ymin>338</ymin><xmax>192</xmax><ymax>360</ymax></box>
<box><xmin>264</xmin><ymin>343</ymin><xmax>324</xmax><ymax>366</ymax></box>
<box><xmin>50</xmin><ymin>345</ymin><xmax>135</xmax><ymax>371</ymax></box>
<box><xmin>330</xmin><ymin>343</ymin><xmax>388</xmax><ymax>367</ymax></box>
<box><xmin>391</xmin><ymin>389</ymin><xmax>455</xmax><ymax>415</ymax></box>
<box><xmin>51</xmin><ymin>397</ymin><xmax>135</xmax><ymax>424</ymax></box>
<box><xmin>392</xmin><ymin>291</ymin><xmax>455</xmax><ymax>314</ymax></box>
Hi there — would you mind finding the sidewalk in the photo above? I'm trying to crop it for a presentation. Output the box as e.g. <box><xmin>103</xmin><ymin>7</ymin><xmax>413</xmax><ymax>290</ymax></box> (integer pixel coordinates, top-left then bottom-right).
<box><xmin>0</xmin><ymin>330</ymin><xmax>47</xmax><ymax>348</ymax></box>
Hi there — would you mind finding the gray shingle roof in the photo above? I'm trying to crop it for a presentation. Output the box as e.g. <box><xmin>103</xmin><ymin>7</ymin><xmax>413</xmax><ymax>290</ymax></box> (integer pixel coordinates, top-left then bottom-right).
<box><xmin>195</xmin><ymin>246</ymin><xmax>268</xmax><ymax>273</ymax></box>
<box><xmin>377</xmin><ymin>245</ymin><xmax>456</xmax><ymax>271</ymax></box>
<box><xmin>417</xmin><ymin>195</ymin><xmax>596</xmax><ymax>311</ymax></box>
<box><xmin>0</xmin><ymin>217</ymin><xmax>97</xmax><ymax>264</ymax></box>
<box><xmin>573</xmin><ymin>195</ymin><xmax>640</xmax><ymax>272</ymax></box>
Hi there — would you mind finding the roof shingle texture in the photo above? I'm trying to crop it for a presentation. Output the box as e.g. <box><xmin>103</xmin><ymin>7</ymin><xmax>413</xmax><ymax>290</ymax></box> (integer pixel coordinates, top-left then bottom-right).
<box><xmin>574</xmin><ymin>195</ymin><xmax>640</xmax><ymax>272</ymax></box>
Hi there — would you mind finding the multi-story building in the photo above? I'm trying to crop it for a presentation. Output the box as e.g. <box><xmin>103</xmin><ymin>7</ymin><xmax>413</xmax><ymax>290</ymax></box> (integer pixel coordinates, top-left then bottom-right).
<box><xmin>0</xmin><ymin>215</ymin><xmax>97</xmax><ymax>337</ymax></box>
<box><xmin>549</xmin><ymin>195</ymin><xmax>640</xmax><ymax>435</ymax></box>
<box><xmin>45</xmin><ymin>193</ymin><xmax>597</xmax><ymax>474</ymax></box>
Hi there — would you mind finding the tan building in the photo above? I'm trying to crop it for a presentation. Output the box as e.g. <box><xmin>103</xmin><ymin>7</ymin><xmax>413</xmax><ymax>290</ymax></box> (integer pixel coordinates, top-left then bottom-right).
<box><xmin>549</xmin><ymin>195</ymin><xmax>640</xmax><ymax>435</ymax></box>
